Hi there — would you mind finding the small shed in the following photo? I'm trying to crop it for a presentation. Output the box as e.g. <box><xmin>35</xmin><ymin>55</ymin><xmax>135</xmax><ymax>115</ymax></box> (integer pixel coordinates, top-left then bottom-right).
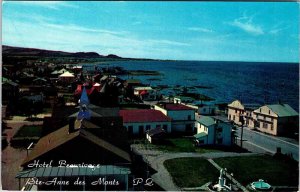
<box><xmin>146</xmin><ymin>127</ymin><xmax>166</xmax><ymax>144</ymax></box>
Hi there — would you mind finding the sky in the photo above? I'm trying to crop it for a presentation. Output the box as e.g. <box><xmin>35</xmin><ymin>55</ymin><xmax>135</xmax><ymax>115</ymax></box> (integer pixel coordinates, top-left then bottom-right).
<box><xmin>2</xmin><ymin>1</ymin><xmax>299</xmax><ymax>62</ymax></box>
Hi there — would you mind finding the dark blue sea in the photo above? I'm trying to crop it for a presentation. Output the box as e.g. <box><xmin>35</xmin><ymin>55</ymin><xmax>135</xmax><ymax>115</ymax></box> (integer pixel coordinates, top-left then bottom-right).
<box><xmin>85</xmin><ymin>61</ymin><xmax>299</xmax><ymax>111</ymax></box>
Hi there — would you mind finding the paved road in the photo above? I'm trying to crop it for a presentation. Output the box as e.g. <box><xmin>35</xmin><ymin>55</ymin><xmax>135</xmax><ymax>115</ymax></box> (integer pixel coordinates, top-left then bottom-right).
<box><xmin>235</xmin><ymin>127</ymin><xmax>299</xmax><ymax>161</ymax></box>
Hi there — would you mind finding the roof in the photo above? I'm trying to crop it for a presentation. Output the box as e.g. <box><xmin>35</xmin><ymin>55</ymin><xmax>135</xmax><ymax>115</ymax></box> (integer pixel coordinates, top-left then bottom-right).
<box><xmin>194</xmin><ymin>132</ymin><xmax>208</xmax><ymax>139</ymax></box>
<box><xmin>57</xmin><ymin>68</ymin><xmax>69</xmax><ymax>74</ymax></box>
<box><xmin>266</xmin><ymin>104</ymin><xmax>298</xmax><ymax>117</ymax></box>
<box><xmin>74</xmin><ymin>85</ymin><xmax>101</xmax><ymax>96</ymax></box>
<box><xmin>198</xmin><ymin>116</ymin><xmax>216</xmax><ymax>127</ymax></box>
<box><xmin>163</xmin><ymin>103</ymin><xmax>195</xmax><ymax>111</ymax></box>
<box><xmin>69</xmin><ymin>110</ymin><xmax>102</xmax><ymax>118</ymax></box>
<box><xmin>119</xmin><ymin>109</ymin><xmax>171</xmax><ymax>123</ymax></box>
<box><xmin>22</xmin><ymin>120</ymin><xmax>131</xmax><ymax>166</ymax></box>
<box><xmin>16</xmin><ymin>165</ymin><xmax>131</xmax><ymax>178</ymax></box>
<box><xmin>59</xmin><ymin>71</ymin><xmax>75</xmax><ymax>77</ymax></box>
<box><xmin>2</xmin><ymin>80</ymin><xmax>18</xmax><ymax>87</ymax></box>
<box><xmin>134</xmin><ymin>87</ymin><xmax>153</xmax><ymax>91</ymax></box>
<box><xmin>174</xmin><ymin>96</ymin><xmax>195</xmax><ymax>101</ymax></box>
<box><xmin>33</xmin><ymin>77</ymin><xmax>47</xmax><ymax>82</ymax></box>
<box><xmin>243</xmin><ymin>103</ymin><xmax>261</xmax><ymax>110</ymax></box>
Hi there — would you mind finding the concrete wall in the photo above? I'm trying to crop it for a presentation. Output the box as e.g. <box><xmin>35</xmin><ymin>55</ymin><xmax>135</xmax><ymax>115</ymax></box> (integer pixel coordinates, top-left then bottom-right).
<box><xmin>195</xmin><ymin>121</ymin><xmax>232</xmax><ymax>146</ymax></box>
<box><xmin>167</xmin><ymin>110</ymin><xmax>195</xmax><ymax>121</ymax></box>
<box><xmin>124</xmin><ymin>121</ymin><xmax>171</xmax><ymax>135</ymax></box>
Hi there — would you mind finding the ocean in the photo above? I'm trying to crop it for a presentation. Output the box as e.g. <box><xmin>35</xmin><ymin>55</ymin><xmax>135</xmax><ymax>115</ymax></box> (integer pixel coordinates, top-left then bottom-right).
<box><xmin>85</xmin><ymin>60</ymin><xmax>299</xmax><ymax>111</ymax></box>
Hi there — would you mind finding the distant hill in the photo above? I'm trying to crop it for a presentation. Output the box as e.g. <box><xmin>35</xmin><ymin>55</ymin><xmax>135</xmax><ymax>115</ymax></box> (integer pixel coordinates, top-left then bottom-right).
<box><xmin>2</xmin><ymin>45</ymin><xmax>120</xmax><ymax>58</ymax></box>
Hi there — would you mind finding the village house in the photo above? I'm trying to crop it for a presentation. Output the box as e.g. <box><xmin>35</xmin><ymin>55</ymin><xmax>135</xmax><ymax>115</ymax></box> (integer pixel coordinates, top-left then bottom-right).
<box><xmin>119</xmin><ymin>109</ymin><xmax>171</xmax><ymax>136</ymax></box>
<box><xmin>227</xmin><ymin>100</ymin><xmax>260</xmax><ymax>128</ymax></box>
<box><xmin>146</xmin><ymin>127</ymin><xmax>166</xmax><ymax>144</ymax></box>
<box><xmin>194</xmin><ymin>116</ymin><xmax>233</xmax><ymax>146</ymax></box>
<box><xmin>133</xmin><ymin>86</ymin><xmax>158</xmax><ymax>101</ymax></box>
<box><xmin>252</xmin><ymin>104</ymin><xmax>299</xmax><ymax>136</ymax></box>
<box><xmin>2</xmin><ymin>77</ymin><xmax>19</xmax><ymax>102</ymax></box>
<box><xmin>59</xmin><ymin>71</ymin><xmax>75</xmax><ymax>83</ymax></box>
<box><xmin>173</xmin><ymin>96</ymin><xmax>195</xmax><ymax>104</ymax></box>
<box><xmin>154</xmin><ymin>103</ymin><xmax>195</xmax><ymax>134</ymax></box>
<box><xmin>197</xmin><ymin>104</ymin><xmax>219</xmax><ymax>115</ymax></box>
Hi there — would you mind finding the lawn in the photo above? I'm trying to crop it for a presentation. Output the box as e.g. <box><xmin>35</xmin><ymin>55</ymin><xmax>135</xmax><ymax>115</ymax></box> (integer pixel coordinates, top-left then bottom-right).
<box><xmin>214</xmin><ymin>155</ymin><xmax>299</xmax><ymax>186</ymax></box>
<box><xmin>11</xmin><ymin>125</ymin><xmax>42</xmax><ymax>147</ymax></box>
<box><xmin>148</xmin><ymin>138</ymin><xmax>221</xmax><ymax>153</ymax></box>
<box><xmin>13</xmin><ymin>125</ymin><xmax>42</xmax><ymax>138</ymax></box>
<box><xmin>164</xmin><ymin>157</ymin><xmax>219</xmax><ymax>188</ymax></box>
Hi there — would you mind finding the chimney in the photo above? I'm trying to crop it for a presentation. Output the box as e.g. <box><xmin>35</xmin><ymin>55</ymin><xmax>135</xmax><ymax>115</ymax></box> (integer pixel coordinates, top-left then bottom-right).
<box><xmin>69</xmin><ymin>118</ymin><xmax>75</xmax><ymax>133</ymax></box>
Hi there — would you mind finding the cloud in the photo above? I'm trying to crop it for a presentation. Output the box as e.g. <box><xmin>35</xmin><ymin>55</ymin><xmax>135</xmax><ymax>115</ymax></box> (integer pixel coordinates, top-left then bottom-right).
<box><xmin>3</xmin><ymin>16</ymin><xmax>189</xmax><ymax>59</ymax></box>
<box><xmin>228</xmin><ymin>16</ymin><xmax>264</xmax><ymax>35</ymax></box>
<box><xmin>188</xmin><ymin>27</ymin><xmax>214</xmax><ymax>33</ymax></box>
<box><xmin>269</xmin><ymin>24</ymin><xmax>289</xmax><ymax>35</ymax></box>
<box><xmin>146</xmin><ymin>39</ymin><xmax>190</xmax><ymax>47</ymax></box>
<box><xmin>7</xmin><ymin>1</ymin><xmax>78</xmax><ymax>10</ymax></box>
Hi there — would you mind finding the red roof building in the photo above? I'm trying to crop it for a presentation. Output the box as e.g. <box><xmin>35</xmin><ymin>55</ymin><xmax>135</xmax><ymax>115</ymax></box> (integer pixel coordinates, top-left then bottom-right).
<box><xmin>119</xmin><ymin>109</ymin><xmax>171</xmax><ymax>123</ymax></box>
<box><xmin>74</xmin><ymin>84</ymin><xmax>101</xmax><ymax>96</ymax></box>
<box><xmin>163</xmin><ymin>103</ymin><xmax>194</xmax><ymax>111</ymax></box>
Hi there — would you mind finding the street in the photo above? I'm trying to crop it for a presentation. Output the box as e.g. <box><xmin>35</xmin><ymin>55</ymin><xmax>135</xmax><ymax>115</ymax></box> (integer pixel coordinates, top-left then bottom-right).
<box><xmin>235</xmin><ymin>126</ymin><xmax>299</xmax><ymax>161</ymax></box>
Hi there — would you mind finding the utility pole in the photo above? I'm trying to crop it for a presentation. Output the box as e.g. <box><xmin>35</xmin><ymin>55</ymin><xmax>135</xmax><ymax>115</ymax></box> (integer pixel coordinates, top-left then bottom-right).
<box><xmin>240</xmin><ymin>115</ymin><xmax>245</xmax><ymax>148</ymax></box>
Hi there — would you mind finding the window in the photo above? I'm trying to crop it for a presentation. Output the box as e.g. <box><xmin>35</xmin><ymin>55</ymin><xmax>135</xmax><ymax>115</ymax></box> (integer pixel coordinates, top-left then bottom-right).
<box><xmin>146</xmin><ymin>125</ymin><xmax>151</xmax><ymax>131</ymax></box>
<box><xmin>233</xmin><ymin>116</ymin><xmax>235</xmax><ymax>121</ymax></box>
<box><xmin>235</xmin><ymin>109</ymin><xmax>237</xmax><ymax>113</ymax></box>
<box><xmin>270</xmin><ymin>123</ymin><xmax>273</xmax><ymax>131</ymax></box>
<box><xmin>128</xmin><ymin>126</ymin><xmax>133</xmax><ymax>135</ymax></box>
<box><xmin>163</xmin><ymin>124</ymin><xmax>168</xmax><ymax>132</ymax></box>
<box><xmin>229</xmin><ymin>115</ymin><xmax>231</xmax><ymax>120</ymax></box>
<box><xmin>188</xmin><ymin>115</ymin><xmax>191</xmax><ymax>120</ymax></box>
<box><xmin>139</xmin><ymin>125</ymin><xmax>144</xmax><ymax>135</ymax></box>
<box><xmin>268</xmin><ymin>110</ymin><xmax>271</xmax><ymax>114</ymax></box>
<box><xmin>260</xmin><ymin>108</ymin><xmax>261</xmax><ymax>112</ymax></box>
<box><xmin>203</xmin><ymin>108</ymin><xmax>206</xmax><ymax>112</ymax></box>
<box><xmin>263</xmin><ymin>123</ymin><xmax>268</xmax><ymax>129</ymax></box>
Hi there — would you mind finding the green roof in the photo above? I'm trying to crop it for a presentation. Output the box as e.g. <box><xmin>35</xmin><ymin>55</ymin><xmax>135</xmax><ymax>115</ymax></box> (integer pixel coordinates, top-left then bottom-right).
<box><xmin>198</xmin><ymin>116</ymin><xmax>215</xmax><ymax>127</ymax></box>
<box><xmin>194</xmin><ymin>132</ymin><xmax>208</xmax><ymax>139</ymax></box>
<box><xmin>267</xmin><ymin>104</ymin><xmax>298</xmax><ymax>117</ymax></box>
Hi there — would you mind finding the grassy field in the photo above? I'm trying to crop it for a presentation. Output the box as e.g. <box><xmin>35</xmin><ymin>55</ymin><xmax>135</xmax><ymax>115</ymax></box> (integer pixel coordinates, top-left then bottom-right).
<box><xmin>11</xmin><ymin>125</ymin><xmax>43</xmax><ymax>147</ymax></box>
<box><xmin>148</xmin><ymin>138</ymin><xmax>221</xmax><ymax>153</ymax></box>
<box><xmin>214</xmin><ymin>155</ymin><xmax>299</xmax><ymax>186</ymax></box>
<box><xmin>13</xmin><ymin>125</ymin><xmax>42</xmax><ymax>138</ymax></box>
<box><xmin>164</xmin><ymin>157</ymin><xmax>219</xmax><ymax>188</ymax></box>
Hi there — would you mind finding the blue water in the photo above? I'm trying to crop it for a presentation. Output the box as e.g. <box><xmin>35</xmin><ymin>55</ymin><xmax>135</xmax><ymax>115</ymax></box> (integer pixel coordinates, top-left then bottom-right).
<box><xmin>85</xmin><ymin>60</ymin><xmax>299</xmax><ymax>111</ymax></box>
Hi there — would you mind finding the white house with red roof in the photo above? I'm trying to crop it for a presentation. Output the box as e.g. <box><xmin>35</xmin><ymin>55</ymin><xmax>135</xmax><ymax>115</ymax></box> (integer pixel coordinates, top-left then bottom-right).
<box><xmin>119</xmin><ymin>109</ymin><xmax>171</xmax><ymax>136</ymax></box>
<box><xmin>154</xmin><ymin>103</ymin><xmax>196</xmax><ymax>133</ymax></box>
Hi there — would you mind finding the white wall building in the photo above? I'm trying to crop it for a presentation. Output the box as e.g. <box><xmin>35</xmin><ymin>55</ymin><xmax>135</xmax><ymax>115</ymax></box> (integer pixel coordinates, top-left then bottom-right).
<box><xmin>154</xmin><ymin>103</ymin><xmax>195</xmax><ymax>133</ymax></box>
<box><xmin>194</xmin><ymin>116</ymin><xmax>232</xmax><ymax>146</ymax></box>
<box><xmin>119</xmin><ymin>109</ymin><xmax>171</xmax><ymax>136</ymax></box>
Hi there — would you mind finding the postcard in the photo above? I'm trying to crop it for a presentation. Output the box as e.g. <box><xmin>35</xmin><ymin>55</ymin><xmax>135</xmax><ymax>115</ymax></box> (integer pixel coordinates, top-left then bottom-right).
<box><xmin>2</xmin><ymin>1</ymin><xmax>299</xmax><ymax>191</ymax></box>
